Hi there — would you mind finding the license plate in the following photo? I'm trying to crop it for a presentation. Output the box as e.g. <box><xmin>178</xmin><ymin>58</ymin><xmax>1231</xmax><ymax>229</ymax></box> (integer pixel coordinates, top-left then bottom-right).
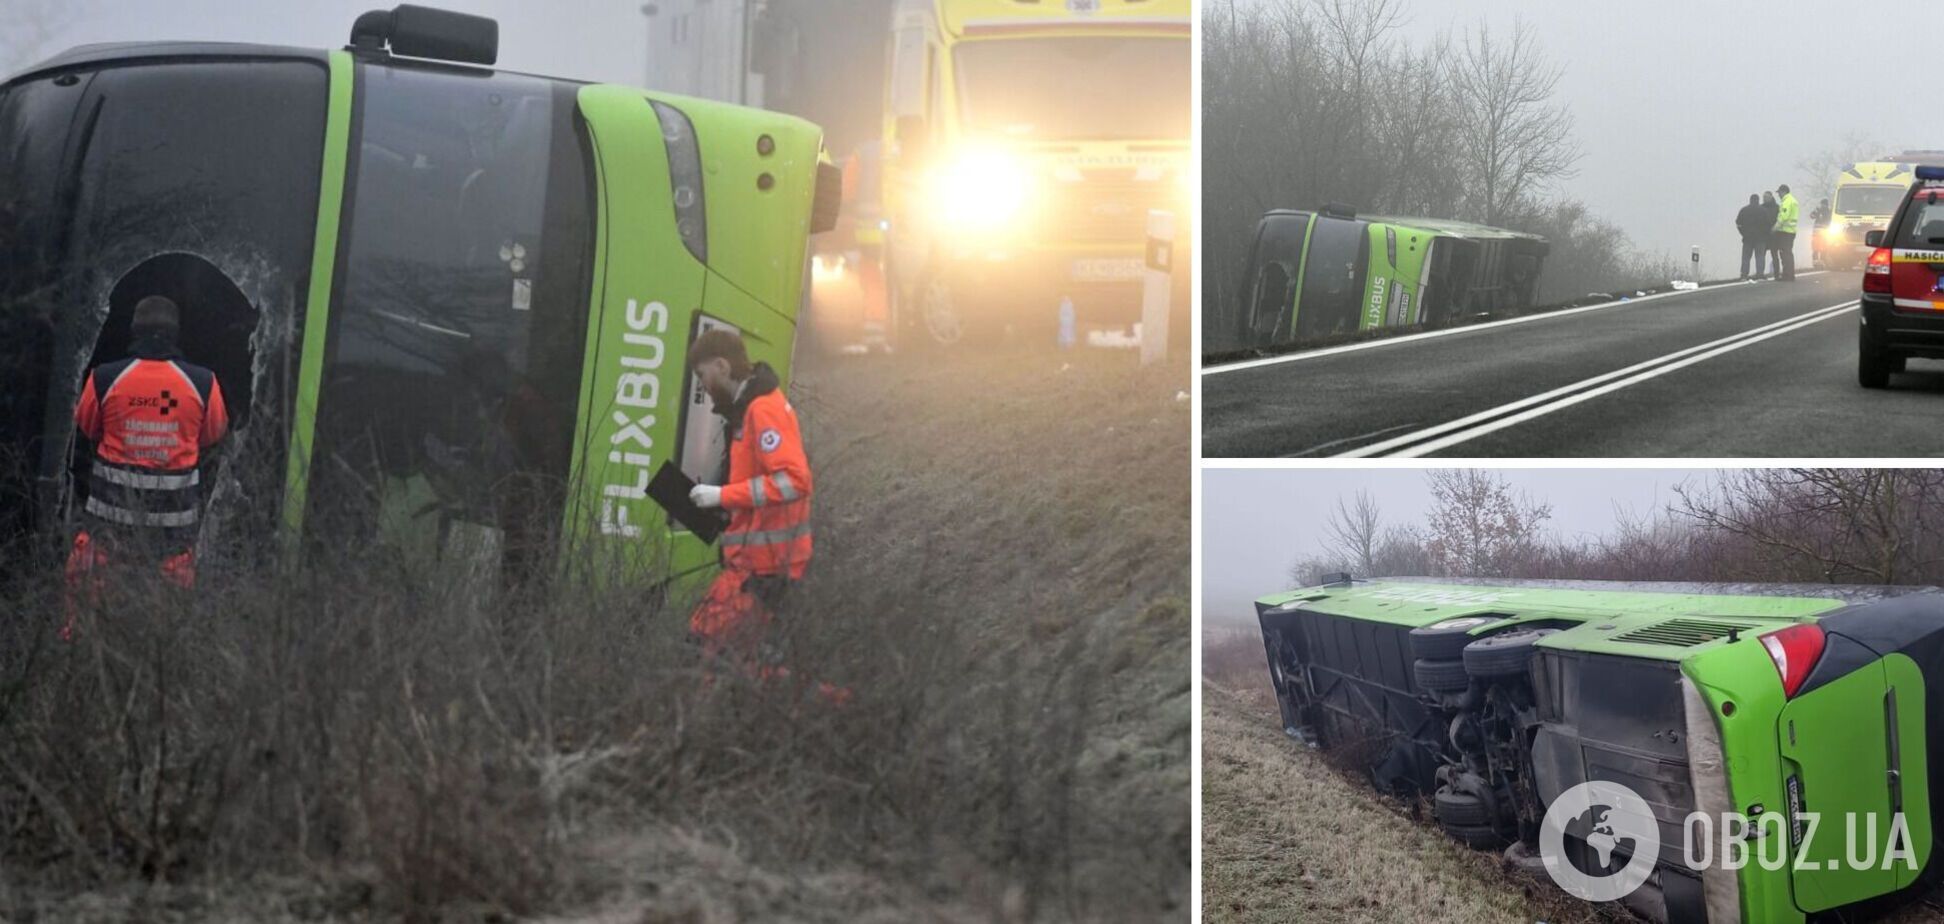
<box><xmin>1070</xmin><ymin>257</ymin><xmax>1144</xmax><ymax>282</ymax></box>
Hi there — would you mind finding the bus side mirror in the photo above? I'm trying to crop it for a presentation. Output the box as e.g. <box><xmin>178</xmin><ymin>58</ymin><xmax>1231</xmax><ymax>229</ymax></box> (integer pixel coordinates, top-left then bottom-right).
<box><xmin>895</xmin><ymin>115</ymin><xmax>929</xmax><ymax>165</ymax></box>
<box><xmin>351</xmin><ymin>5</ymin><xmax>499</xmax><ymax>66</ymax></box>
<box><xmin>1867</xmin><ymin>230</ymin><xmax>1885</xmax><ymax>248</ymax></box>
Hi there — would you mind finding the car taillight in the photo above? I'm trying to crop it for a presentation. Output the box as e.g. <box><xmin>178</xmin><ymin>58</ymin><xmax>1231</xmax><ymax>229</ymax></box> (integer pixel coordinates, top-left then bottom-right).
<box><xmin>1864</xmin><ymin>247</ymin><xmax>1893</xmax><ymax>294</ymax></box>
<box><xmin>1760</xmin><ymin>624</ymin><xmax>1826</xmax><ymax>698</ymax></box>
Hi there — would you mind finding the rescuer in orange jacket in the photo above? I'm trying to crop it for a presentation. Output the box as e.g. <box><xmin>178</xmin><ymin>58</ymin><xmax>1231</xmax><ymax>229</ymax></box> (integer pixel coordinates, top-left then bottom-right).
<box><xmin>685</xmin><ymin>328</ymin><xmax>812</xmax><ymax>629</ymax></box>
<box><xmin>683</xmin><ymin>329</ymin><xmax>844</xmax><ymax>701</ymax></box>
<box><xmin>66</xmin><ymin>296</ymin><xmax>229</xmax><ymax>613</ymax></box>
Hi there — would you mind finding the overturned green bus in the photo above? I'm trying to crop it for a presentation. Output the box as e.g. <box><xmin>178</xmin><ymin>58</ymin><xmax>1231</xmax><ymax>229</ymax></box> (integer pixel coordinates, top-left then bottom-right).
<box><xmin>0</xmin><ymin>6</ymin><xmax>840</xmax><ymax>587</ymax></box>
<box><xmin>1259</xmin><ymin>576</ymin><xmax>1944</xmax><ymax>923</ymax></box>
<box><xmin>1231</xmin><ymin>206</ymin><xmax>1549</xmax><ymax>348</ymax></box>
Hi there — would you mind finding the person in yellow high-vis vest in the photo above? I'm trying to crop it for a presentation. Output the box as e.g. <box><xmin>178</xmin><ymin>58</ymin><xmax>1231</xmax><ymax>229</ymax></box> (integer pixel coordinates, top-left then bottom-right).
<box><xmin>1772</xmin><ymin>184</ymin><xmax>1800</xmax><ymax>282</ymax></box>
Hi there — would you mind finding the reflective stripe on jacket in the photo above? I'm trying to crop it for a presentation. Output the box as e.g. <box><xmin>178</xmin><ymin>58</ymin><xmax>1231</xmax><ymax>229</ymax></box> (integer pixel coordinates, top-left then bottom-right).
<box><xmin>1775</xmin><ymin>193</ymin><xmax>1800</xmax><ymax>233</ymax></box>
<box><xmin>73</xmin><ymin>351</ymin><xmax>227</xmax><ymax>539</ymax></box>
<box><xmin>717</xmin><ymin>365</ymin><xmax>813</xmax><ymax>578</ymax></box>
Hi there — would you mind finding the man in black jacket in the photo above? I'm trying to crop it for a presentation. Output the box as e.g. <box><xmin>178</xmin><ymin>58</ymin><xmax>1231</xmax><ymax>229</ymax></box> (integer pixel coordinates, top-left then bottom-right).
<box><xmin>1759</xmin><ymin>192</ymin><xmax>1782</xmax><ymax>279</ymax></box>
<box><xmin>1736</xmin><ymin>194</ymin><xmax>1768</xmax><ymax>279</ymax></box>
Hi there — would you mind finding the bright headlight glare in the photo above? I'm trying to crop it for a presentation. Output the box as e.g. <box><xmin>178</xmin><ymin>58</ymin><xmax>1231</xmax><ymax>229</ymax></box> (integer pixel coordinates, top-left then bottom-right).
<box><xmin>934</xmin><ymin>150</ymin><xmax>1031</xmax><ymax>229</ymax></box>
<box><xmin>811</xmin><ymin>254</ymin><xmax>846</xmax><ymax>282</ymax></box>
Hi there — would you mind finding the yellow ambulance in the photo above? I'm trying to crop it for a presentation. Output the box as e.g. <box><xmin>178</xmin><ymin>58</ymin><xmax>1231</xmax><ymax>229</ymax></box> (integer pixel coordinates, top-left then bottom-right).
<box><xmin>879</xmin><ymin>0</ymin><xmax>1191</xmax><ymax>347</ymax></box>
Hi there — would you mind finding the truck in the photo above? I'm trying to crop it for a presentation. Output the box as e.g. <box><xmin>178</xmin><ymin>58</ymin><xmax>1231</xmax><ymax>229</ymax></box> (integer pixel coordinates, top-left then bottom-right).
<box><xmin>1230</xmin><ymin>207</ymin><xmax>1550</xmax><ymax>349</ymax></box>
<box><xmin>878</xmin><ymin>0</ymin><xmax>1191</xmax><ymax>348</ymax></box>
<box><xmin>0</xmin><ymin>5</ymin><xmax>840</xmax><ymax>589</ymax></box>
<box><xmin>1255</xmin><ymin>575</ymin><xmax>1944</xmax><ymax>922</ymax></box>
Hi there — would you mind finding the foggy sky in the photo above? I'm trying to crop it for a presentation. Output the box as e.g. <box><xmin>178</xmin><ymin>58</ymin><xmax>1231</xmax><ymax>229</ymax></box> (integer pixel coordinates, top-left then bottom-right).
<box><xmin>1209</xmin><ymin>0</ymin><xmax>1927</xmax><ymax>279</ymax></box>
<box><xmin>1201</xmin><ymin>468</ymin><xmax>1717</xmax><ymax>626</ymax></box>
<box><xmin>15</xmin><ymin>1</ymin><xmax>663</xmax><ymax>91</ymax></box>
<box><xmin>1380</xmin><ymin>0</ymin><xmax>1923</xmax><ymax>277</ymax></box>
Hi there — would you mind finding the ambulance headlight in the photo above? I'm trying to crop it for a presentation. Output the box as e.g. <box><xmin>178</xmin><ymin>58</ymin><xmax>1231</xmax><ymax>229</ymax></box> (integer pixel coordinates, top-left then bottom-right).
<box><xmin>934</xmin><ymin>149</ymin><xmax>1032</xmax><ymax>230</ymax></box>
<box><xmin>811</xmin><ymin>253</ymin><xmax>846</xmax><ymax>283</ymax></box>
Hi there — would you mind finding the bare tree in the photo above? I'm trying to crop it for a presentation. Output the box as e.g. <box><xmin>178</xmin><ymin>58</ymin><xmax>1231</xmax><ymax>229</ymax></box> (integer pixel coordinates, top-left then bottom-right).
<box><xmin>1423</xmin><ymin>469</ymin><xmax>1552</xmax><ymax>577</ymax></box>
<box><xmin>1793</xmin><ymin>132</ymin><xmax>1886</xmax><ymax>209</ymax></box>
<box><xmin>1674</xmin><ymin>469</ymin><xmax>1944</xmax><ymax>585</ymax></box>
<box><xmin>1323</xmin><ymin>489</ymin><xmax>1382</xmax><ymax>575</ymax></box>
<box><xmin>1448</xmin><ymin>19</ymin><xmax>1579</xmax><ymax>227</ymax></box>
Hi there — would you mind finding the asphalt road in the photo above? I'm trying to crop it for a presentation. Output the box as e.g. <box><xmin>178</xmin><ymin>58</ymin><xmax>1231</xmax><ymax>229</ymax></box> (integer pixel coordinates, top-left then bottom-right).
<box><xmin>1202</xmin><ymin>270</ymin><xmax>1944</xmax><ymax>458</ymax></box>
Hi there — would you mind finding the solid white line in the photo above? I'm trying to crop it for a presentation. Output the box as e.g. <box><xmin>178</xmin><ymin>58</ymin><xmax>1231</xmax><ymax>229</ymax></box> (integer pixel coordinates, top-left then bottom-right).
<box><xmin>1380</xmin><ymin>301</ymin><xmax>1859</xmax><ymax>458</ymax></box>
<box><xmin>1335</xmin><ymin>301</ymin><xmax>1858</xmax><ymax>458</ymax></box>
<box><xmin>1202</xmin><ymin>271</ymin><xmax>1832</xmax><ymax>376</ymax></box>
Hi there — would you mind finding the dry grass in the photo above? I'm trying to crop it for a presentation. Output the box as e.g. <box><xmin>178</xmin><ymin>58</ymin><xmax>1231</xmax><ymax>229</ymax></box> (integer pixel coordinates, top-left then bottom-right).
<box><xmin>1200</xmin><ymin>631</ymin><xmax>1614</xmax><ymax>924</ymax></box>
<box><xmin>0</xmin><ymin>346</ymin><xmax>1191</xmax><ymax>922</ymax></box>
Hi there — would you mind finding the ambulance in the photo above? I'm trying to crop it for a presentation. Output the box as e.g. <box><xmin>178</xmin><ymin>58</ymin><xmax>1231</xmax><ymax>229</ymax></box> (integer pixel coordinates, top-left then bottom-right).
<box><xmin>1825</xmin><ymin>154</ymin><xmax>1944</xmax><ymax>271</ymax></box>
<box><xmin>0</xmin><ymin>5</ymin><xmax>840</xmax><ymax>587</ymax></box>
<box><xmin>878</xmin><ymin>0</ymin><xmax>1191</xmax><ymax>347</ymax></box>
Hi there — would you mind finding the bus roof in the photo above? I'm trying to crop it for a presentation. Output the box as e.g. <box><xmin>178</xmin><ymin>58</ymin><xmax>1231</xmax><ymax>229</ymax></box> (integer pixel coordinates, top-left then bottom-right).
<box><xmin>1365</xmin><ymin>214</ymin><xmax>1546</xmax><ymax>243</ymax></box>
<box><xmin>930</xmin><ymin>0</ymin><xmax>1191</xmax><ymax>38</ymax></box>
<box><xmin>8</xmin><ymin>41</ymin><xmax>589</xmax><ymax>90</ymax></box>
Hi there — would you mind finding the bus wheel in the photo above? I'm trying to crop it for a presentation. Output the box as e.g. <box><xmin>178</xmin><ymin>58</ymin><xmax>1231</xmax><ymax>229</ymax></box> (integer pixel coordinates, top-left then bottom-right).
<box><xmin>917</xmin><ymin>276</ymin><xmax>967</xmax><ymax>347</ymax></box>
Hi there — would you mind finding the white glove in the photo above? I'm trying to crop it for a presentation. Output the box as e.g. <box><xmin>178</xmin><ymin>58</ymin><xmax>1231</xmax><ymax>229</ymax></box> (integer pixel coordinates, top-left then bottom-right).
<box><xmin>689</xmin><ymin>484</ymin><xmax>723</xmax><ymax>508</ymax></box>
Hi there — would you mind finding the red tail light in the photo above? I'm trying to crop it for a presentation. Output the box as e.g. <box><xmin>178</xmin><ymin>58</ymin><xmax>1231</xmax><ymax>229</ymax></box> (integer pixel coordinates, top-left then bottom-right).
<box><xmin>1864</xmin><ymin>247</ymin><xmax>1893</xmax><ymax>294</ymax></box>
<box><xmin>1760</xmin><ymin>624</ymin><xmax>1826</xmax><ymax>698</ymax></box>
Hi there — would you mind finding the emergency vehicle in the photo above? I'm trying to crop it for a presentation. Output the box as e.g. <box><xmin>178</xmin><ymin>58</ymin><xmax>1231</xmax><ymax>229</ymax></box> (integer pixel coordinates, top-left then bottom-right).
<box><xmin>1860</xmin><ymin>166</ymin><xmax>1944</xmax><ymax>388</ymax></box>
<box><xmin>878</xmin><ymin>0</ymin><xmax>1191</xmax><ymax>347</ymax></box>
<box><xmin>1824</xmin><ymin>156</ymin><xmax>1944</xmax><ymax>271</ymax></box>
<box><xmin>0</xmin><ymin>5</ymin><xmax>840</xmax><ymax>587</ymax></box>
<box><xmin>1232</xmin><ymin>207</ymin><xmax>1550</xmax><ymax>348</ymax></box>
<box><xmin>1258</xmin><ymin>575</ymin><xmax>1944</xmax><ymax>923</ymax></box>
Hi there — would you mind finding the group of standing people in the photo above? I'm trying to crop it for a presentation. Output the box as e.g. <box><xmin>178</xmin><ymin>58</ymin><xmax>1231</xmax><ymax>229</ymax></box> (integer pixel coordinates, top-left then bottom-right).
<box><xmin>1736</xmin><ymin>185</ymin><xmax>1803</xmax><ymax>281</ymax></box>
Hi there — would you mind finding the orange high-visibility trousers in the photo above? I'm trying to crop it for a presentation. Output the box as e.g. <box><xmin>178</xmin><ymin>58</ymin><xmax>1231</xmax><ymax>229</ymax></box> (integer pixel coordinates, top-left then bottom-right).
<box><xmin>61</xmin><ymin>529</ymin><xmax>195</xmax><ymax>640</ymax></box>
<box><xmin>687</xmin><ymin>567</ymin><xmax>850</xmax><ymax>706</ymax></box>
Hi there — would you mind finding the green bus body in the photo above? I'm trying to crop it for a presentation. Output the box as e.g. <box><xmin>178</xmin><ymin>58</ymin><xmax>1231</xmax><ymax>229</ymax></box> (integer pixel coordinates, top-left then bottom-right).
<box><xmin>1255</xmin><ymin>578</ymin><xmax>1944</xmax><ymax>922</ymax></box>
<box><xmin>0</xmin><ymin>37</ymin><xmax>833</xmax><ymax>591</ymax></box>
<box><xmin>1232</xmin><ymin>209</ymin><xmax>1549</xmax><ymax>348</ymax></box>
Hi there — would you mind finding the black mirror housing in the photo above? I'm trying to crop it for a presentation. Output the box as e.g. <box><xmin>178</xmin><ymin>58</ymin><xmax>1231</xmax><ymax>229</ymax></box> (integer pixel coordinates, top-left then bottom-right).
<box><xmin>1866</xmin><ymin>229</ymin><xmax>1885</xmax><ymax>248</ymax></box>
<box><xmin>351</xmin><ymin>5</ymin><xmax>499</xmax><ymax>66</ymax></box>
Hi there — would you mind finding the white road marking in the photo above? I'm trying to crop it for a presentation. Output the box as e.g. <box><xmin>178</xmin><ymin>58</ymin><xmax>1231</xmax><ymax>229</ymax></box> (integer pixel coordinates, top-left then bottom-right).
<box><xmin>1340</xmin><ymin>300</ymin><xmax>1861</xmax><ymax>458</ymax></box>
<box><xmin>1202</xmin><ymin>271</ymin><xmax>1833</xmax><ymax>376</ymax></box>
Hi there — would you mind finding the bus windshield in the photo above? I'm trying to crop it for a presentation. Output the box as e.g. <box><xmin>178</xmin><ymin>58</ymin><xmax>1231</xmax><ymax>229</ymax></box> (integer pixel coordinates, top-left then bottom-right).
<box><xmin>311</xmin><ymin>64</ymin><xmax>594</xmax><ymax>571</ymax></box>
<box><xmin>1298</xmin><ymin>217</ymin><xmax>1368</xmax><ymax>335</ymax></box>
<box><xmin>953</xmin><ymin>36</ymin><xmax>1189</xmax><ymax>141</ymax></box>
<box><xmin>1836</xmin><ymin>184</ymin><xmax>1906</xmax><ymax>216</ymax></box>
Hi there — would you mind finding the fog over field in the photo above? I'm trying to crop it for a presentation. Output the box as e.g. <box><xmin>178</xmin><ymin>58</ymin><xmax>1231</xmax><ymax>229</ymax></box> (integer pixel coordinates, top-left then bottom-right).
<box><xmin>1210</xmin><ymin>0</ymin><xmax>1929</xmax><ymax>283</ymax></box>
<box><xmin>1201</xmin><ymin>468</ymin><xmax>1705</xmax><ymax>625</ymax></box>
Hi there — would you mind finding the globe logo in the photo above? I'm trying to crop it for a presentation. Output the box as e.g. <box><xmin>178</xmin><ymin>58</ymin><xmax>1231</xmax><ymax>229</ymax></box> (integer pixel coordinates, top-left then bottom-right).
<box><xmin>1539</xmin><ymin>781</ymin><xmax>1661</xmax><ymax>902</ymax></box>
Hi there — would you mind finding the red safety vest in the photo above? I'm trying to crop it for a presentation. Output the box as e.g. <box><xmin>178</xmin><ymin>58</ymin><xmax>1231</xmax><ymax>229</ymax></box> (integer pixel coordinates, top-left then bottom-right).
<box><xmin>73</xmin><ymin>353</ymin><xmax>228</xmax><ymax>535</ymax></box>
<box><xmin>716</xmin><ymin>365</ymin><xmax>813</xmax><ymax>579</ymax></box>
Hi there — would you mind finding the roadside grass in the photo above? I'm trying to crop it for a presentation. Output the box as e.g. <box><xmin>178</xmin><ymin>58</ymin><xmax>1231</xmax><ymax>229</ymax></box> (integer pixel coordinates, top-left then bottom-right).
<box><xmin>1201</xmin><ymin>630</ymin><xmax>1613</xmax><ymax>924</ymax></box>
<box><xmin>1202</xmin><ymin>627</ymin><xmax>1944</xmax><ymax>924</ymax></box>
<box><xmin>0</xmin><ymin>346</ymin><xmax>1191</xmax><ymax>922</ymax></box>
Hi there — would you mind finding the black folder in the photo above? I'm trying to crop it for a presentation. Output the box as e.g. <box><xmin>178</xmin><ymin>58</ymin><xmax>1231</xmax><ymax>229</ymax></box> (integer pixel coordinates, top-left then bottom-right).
<box><xmin>648</xmin><ymin>461</ymin><xmax>729</xmax><ymax>544</ymax></box>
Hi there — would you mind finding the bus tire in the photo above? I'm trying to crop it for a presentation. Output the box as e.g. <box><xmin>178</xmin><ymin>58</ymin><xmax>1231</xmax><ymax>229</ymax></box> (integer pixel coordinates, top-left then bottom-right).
<box><xmin>1409</xmin><ymin>618</ymin><xmax>1492</xmax><ymax>661</ymax></box>
<box><xmin>1434</xmin><ymin>787</ymin><xmax>1494</xmax><ymax>827</ymax></box>
<box><xmin>1461</xmin><ymin>628</ymin><xmax>1557</xmax><ymax>680</ymax></box>
<box><xmin>1413</xmin><ymin>658</ymin><xmax>1471</xmax><ymax>694</ymax></box>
